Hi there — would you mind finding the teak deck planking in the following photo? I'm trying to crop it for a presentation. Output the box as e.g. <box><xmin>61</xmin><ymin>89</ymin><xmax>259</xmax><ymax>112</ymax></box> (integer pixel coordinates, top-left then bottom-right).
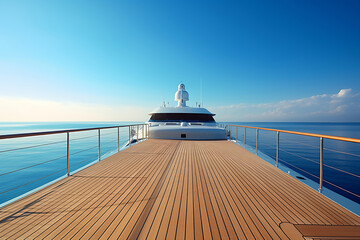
<box><xmin>0</xmin><ymin>139</ymin><xmax>359</xmax><ymax>239</ymax></box>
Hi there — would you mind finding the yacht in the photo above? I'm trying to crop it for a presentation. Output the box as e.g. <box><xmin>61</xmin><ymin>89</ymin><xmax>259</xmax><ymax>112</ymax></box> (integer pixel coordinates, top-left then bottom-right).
<box><xmin>147</xmin><ymin>83</ymin><xmax>226</xmax><ymax>140</ymax></box>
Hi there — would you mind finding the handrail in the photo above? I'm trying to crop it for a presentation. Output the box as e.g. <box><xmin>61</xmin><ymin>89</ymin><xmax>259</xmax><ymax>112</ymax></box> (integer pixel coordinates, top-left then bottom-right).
<box><xmin>0</xmin><ymin>123</ymin><xmax>149</xmax><ymax>202</ymax></box>
<box><xmin>228</xmin><ymin>124</ymin><xmax>360</xmax><ymax>143</ymax></box>
<box><xmin>227</xmin><ymin>124</ymin><xmax>360</xmax><ymax>198</ymax></box>
<box><xmin>0</xmin><ymin>123</ymin><xmax>145</xmax><ymax>140</ymax></box>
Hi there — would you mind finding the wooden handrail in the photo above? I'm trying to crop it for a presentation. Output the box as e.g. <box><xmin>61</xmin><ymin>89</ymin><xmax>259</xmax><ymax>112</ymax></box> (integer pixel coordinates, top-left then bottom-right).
<box><xmin>228</xmin><ymin>125</ymin><xmax>360</xmax><ymax>144</ymax></box>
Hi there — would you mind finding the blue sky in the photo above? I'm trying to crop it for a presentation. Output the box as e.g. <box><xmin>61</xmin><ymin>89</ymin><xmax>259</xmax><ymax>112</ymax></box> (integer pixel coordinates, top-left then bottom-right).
<box><xmin>0</xmin><ymin>0</ymin><xmax>359</xmax><ymax>121</ymax></box>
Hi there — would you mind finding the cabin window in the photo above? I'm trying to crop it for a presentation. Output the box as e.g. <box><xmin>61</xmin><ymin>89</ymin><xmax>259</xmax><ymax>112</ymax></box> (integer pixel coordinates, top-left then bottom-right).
<box><xmin>149</xmin><ymin>113</ymin><xmax>215</xmax><ymax>122</ymax></box>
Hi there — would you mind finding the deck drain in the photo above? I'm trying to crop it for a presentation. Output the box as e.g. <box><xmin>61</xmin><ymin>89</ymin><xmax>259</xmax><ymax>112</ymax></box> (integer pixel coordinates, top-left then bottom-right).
<box><xmin>296</xmin><ymin>176</ymin><xmax>306</xmax><ymax>180</ymax></box>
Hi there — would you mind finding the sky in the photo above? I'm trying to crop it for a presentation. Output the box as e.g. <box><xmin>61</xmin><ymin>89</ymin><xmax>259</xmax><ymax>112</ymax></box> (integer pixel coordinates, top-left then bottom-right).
<box><xmin>0</xmin><ymin>0</ymin><xmax>359</xmax><ymax>122</ymax></box>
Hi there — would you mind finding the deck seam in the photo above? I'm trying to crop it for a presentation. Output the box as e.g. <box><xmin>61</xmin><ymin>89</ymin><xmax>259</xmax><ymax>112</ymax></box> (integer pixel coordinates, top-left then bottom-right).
<box><xmin>128</xmin><ymin>141</ymin><xmax>180</xmax><ymax>239</ymax></box>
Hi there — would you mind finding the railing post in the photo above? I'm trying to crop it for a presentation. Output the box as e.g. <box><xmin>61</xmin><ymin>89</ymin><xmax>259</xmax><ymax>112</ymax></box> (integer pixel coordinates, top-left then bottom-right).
<box><xmin>319</xmin><ymin>137</ymin><xmax>324</xmax><ymax>192</ymax></box>
<box><xmin>256</xmin><ymin>129</ymin><xmax>259</xmax><ymax>154</ymax></box>
<box><xmin>98</xmin><ymin>129</ymin><xmax>101</xmax><ymax>161</ymax></box>
<box><xmin>244</xmin><ymin>127</ymin><xmax>246</xmax><ymax>145</ymax></box>
<box><xmin>236</xmin><ymin>127</ymin><xmax>238</xmax><ymax>143</ymax></box>
<box><xmin>276</xmin><ymin>131</ymin><xmax>279</xmax><ymax>167</ymax></box>
<box><xmin>129</xmin><ymin>126</ymin><xmax>131</xmax><ymax>145</ymax></box>
<box><xmin>117</xmin><ymin>127</ymin><xmax>120</xmax><ymax>152</ymax></box>
<box><xmin>67</xmin><ymin>132</ymin><xmax>70</xmax><ymax>176</ymax></box>
<box><xmin>229</xmin><ymin>126</ymin><xmax>231</xmax><ymax>139</ymax></box>
<box><xmin>137</xmin><ymin>125</ymin><xmax>139</xmax><ymax>140</ymax></box>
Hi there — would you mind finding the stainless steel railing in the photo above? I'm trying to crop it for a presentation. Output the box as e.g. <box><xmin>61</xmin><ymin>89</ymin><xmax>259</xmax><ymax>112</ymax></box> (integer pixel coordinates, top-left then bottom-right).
<box><xmin>0</xmin><ymin>123</ymin><xmax>149</xmax><ymax>203</ymax></box>
<box><xmin>226</xmin><ymin>124</ymin><xmax>360</xmax><ymax>201</ymax></box>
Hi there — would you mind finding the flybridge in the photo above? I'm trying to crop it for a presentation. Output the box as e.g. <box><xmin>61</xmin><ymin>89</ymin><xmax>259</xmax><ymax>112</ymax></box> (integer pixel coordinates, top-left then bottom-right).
<box><xmin>148</xmin><ymin>107</ymin><xmax>215</xmax><ymax>115</ymax></box>
<box><xmin>149</xmin><ymin>83</ymin><xmax>214</xmax><ymax>115</ymax></box>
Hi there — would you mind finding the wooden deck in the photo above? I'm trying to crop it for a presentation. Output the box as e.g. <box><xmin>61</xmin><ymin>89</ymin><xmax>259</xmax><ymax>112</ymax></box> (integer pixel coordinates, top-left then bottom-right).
<box><xmin>0</xmin><ymin>139</ymin><xmax>359</xmax><ymax>239</ymax></box>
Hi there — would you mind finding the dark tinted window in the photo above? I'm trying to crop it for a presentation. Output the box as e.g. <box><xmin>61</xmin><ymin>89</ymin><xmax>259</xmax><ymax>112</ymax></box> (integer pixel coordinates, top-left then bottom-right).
<box><xmin>150</xmin><ymin>113</ymin><xmax>215</xmax><ymax>122</ymax></box>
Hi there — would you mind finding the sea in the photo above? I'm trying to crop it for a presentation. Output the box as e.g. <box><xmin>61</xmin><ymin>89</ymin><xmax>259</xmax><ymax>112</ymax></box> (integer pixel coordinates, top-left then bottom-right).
<box><xmin>0</xmin><ymin>122</ymin><xmax>359</xmax><ymax>207</ymax></box>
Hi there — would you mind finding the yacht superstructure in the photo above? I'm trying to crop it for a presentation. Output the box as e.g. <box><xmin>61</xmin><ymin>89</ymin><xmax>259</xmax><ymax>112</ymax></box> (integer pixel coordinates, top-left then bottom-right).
<box><xmin>147</xmin><ymin>84</ymin><xmax>226</xmax><ymax>140</ymax></box>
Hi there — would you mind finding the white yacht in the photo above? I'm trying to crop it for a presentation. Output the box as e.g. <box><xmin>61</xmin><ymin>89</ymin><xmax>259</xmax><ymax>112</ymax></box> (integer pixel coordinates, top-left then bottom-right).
<box><xmin>147</xmin><ymin>84</ymin><xmax>226</xmax><ymax>140</ymax></box>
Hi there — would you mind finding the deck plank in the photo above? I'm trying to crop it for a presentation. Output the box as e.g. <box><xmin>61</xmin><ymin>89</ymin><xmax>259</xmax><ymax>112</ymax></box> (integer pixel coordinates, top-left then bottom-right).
<box><xmin>0</xmin><ymin>139</ymin><xmax>359</xmax><ymax>239</ymax></box>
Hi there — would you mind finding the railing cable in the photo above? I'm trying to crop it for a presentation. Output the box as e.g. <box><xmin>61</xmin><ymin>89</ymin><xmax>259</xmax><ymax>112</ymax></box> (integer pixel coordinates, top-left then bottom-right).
<box><xmin>246</xmin><ymin>141</ymin><xmax>360</xmax><ymax>179</ymax></box>
<box><xmin>282</xmin><ymin>138</ymin><xmax>360</xmax><ymax>158</ymax></box>
<box><xmin>70</xmin><ymin>131</ymin><xmax>117</xmax><ymax>142</ymax></box>
<box><xmin>0</xmin><ymin>167</ymin><xmax>67</xmax><ymax>195</ymax></box>
<box><xmin>278</xmin><ymin>158</ymin><xmax>319</xmax><ymax>179</ymax></box>
<box><xmin>279</xmin><ymin>147</ymin><xmax>360</xmax><ymax>179</ymax></box>
<box><xmin>0</xmin><ymin>140</ymin><xmax>66</xmax><ymax>154</ymax></box>
<box><xmin>278</xmin><ymin>158</ymin><xmax>360</xmax><ymax>199</ymax></box>
<box><xmin>70</xmin><ymin>134</ymin><xmax>98</xmax><ymax>141</ymax></box>
<box><xmin>0</xmin><ymin>146</ymin><xmax>99</xmax><ymax>177</ymax></box>
<box><xmin>323</xmin><ymin>179</ymin><xmax>360</xmax><ymax>199</ymax></box>
<box><xmin>0</xmin><ymin>155</ymin><xmax>66</xmax><ymax>177</ymax></box>
<box><xmin>323</xmin><ymin>147</ymin><xmax>360</xmax><ymax>158</ymax></box>
<box><xmin>281</xmin><ymin>138</ymin><xmax>319</xmax><ymax>149</ymax></box>
<box><xmin>69</xmin><ymin>155</ymin><xmax>98</xmax><ymax>169</ymax></box>
<box><xmin>70</xmin><ymin>146</ymin><xmax>98</xmax><ymax>156</ymax></box>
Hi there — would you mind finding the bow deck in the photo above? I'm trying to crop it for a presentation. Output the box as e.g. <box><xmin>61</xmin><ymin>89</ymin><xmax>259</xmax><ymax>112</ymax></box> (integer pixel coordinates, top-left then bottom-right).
<box><xmin>0</xmin><ymin>139</ymin><xmax>359</xmax><ymax>239</ymax></box>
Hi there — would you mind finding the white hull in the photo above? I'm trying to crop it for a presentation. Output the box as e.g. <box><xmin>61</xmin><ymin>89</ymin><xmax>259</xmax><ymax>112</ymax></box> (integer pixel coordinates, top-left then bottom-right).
<box><xmin>149</xmin><ymin>125</ymin><xmax>226</xmax><ymax>140</ymax></box>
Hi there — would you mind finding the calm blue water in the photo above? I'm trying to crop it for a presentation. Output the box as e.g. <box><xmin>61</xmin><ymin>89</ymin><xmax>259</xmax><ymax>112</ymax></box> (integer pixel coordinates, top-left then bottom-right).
<box><xmin>0</xmin><ymin>122</ymin><xmax>359</xmax><ymax>206</ymax></box>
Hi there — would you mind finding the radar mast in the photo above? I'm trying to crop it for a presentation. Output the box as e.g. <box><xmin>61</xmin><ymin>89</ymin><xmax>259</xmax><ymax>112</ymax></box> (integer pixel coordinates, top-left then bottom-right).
<box><xmin>175</xmin><ymin>83</ymin><xmax>189</xmax><ymax>107</ymax></box>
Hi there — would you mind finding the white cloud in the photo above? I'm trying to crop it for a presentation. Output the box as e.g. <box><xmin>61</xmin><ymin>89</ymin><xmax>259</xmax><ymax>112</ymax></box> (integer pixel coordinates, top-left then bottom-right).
<box><xmin>209</xmin><ymin>89</ymin><xmax>360</xmax><ymax>122</ymax></box>
<box><xmin>0</xmin><ymin>97</ymin><xmax>151</xmax><ymax>122</ymax></box>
